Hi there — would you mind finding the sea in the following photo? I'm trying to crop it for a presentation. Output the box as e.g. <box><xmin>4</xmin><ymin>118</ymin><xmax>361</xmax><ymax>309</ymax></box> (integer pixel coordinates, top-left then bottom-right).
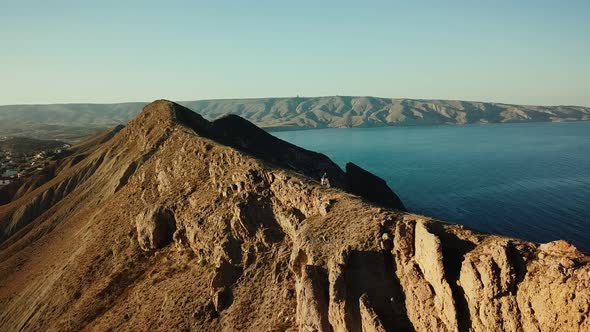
<box><xmin>274</xmin><ymin>121</ymin><xmax>590</xmax><ymax>252</ymax></box>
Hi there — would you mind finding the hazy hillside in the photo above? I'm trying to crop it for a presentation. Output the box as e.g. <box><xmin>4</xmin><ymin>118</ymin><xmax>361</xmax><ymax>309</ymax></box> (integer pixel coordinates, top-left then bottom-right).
<box><xmin>0</xmin><ymin>137</ymin><xmax>67</xmax><ymax>155</ymax></box>
<box><xmin>184</xmin><ymin>97</ymin><xmax>590</xmax><ymax>129</ymax></box>
<box><xmin>0</xmin><ymin>102</ymin><xmax>145</xmax><ymax>141</ymax></box>
<box><xmin>1</xmin><ymin>97</ymin><xmax>589</xmax><ymax>140</ymax></box>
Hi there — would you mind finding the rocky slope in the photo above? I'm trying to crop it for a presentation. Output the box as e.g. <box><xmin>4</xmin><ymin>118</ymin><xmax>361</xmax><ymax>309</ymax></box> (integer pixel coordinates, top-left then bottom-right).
<box><xmin>1</xmin><ymin>97</ymin><xmax>589</xmax><ymax>139</ymax></box>
<box><xmin>0</xmin><ymin>100</ymin><xmax>588</xmax><ymax>331</ymax></box>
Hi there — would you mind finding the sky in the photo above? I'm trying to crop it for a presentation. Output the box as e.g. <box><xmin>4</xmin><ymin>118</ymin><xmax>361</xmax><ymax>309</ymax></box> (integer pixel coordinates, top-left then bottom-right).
<box><xmin>1</xmin><ymin>0</ymin><xmax>589</xmax><ymax>106</ymax></box>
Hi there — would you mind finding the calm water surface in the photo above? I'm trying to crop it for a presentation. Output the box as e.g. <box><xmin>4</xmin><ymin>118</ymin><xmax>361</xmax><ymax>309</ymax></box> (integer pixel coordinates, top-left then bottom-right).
<box><xmin>274</xmin><ymin>121</ymin><xmax>590</xmax><ymax>252</ymax></box>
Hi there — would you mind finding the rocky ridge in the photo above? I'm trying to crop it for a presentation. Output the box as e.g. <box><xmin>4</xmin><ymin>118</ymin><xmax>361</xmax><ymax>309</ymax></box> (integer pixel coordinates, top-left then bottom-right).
<box><xmin>0</xmin><ymin>100</ymin><xmax>587</xmax><ymax>331</ymax></box>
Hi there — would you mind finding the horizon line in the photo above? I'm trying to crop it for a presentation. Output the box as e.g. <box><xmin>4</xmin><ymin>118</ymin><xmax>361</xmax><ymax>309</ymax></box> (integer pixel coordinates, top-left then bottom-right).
<box><xmin>1</xmin><ymin>95</ymin><xmax>589</xmax><ymax>109</ymax></box>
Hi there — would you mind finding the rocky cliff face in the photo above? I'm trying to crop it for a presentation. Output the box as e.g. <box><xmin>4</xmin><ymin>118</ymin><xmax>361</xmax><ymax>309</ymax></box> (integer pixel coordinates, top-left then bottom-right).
<box><xmin>0</xmin><ymin>100</ymin><xmax>587</xmax><ymax>331</ymax></box>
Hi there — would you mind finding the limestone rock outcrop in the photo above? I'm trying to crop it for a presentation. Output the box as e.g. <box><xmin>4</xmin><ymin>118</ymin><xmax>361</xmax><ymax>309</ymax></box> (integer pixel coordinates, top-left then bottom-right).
<box><xmin>135</xmin><ymin>208</ymin><xmax>177</xmax><ymax>251</ymax></box>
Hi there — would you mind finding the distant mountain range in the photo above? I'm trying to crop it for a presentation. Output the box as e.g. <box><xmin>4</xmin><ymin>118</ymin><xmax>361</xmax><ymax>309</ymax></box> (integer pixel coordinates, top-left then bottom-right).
<box><xmin>1</xmin><ymin>97</ymin><xmax>589</xmax><ymax>140</ymax></box>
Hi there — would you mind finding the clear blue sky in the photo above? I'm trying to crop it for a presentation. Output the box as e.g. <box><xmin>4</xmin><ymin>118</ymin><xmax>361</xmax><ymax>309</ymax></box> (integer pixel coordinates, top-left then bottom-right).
<box><xmin>1</xmin><ymin>0</ymin><xmax>589</xmax><ymax>106</ymax></box>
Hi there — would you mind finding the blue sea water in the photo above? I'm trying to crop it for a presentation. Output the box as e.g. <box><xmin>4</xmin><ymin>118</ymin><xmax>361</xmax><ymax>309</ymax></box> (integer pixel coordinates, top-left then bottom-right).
<box><xmin>274</xmin><ymin>121</ymin><xmax>590</xmax><ymax>252</ymax></box>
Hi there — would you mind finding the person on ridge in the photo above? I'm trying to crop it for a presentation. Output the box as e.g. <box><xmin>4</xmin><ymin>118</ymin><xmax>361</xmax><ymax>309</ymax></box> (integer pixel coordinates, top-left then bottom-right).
<box><xmin>320</xmin><ymin>172</ymin><xmax>331</xmax><ymax>188</ymax></box>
